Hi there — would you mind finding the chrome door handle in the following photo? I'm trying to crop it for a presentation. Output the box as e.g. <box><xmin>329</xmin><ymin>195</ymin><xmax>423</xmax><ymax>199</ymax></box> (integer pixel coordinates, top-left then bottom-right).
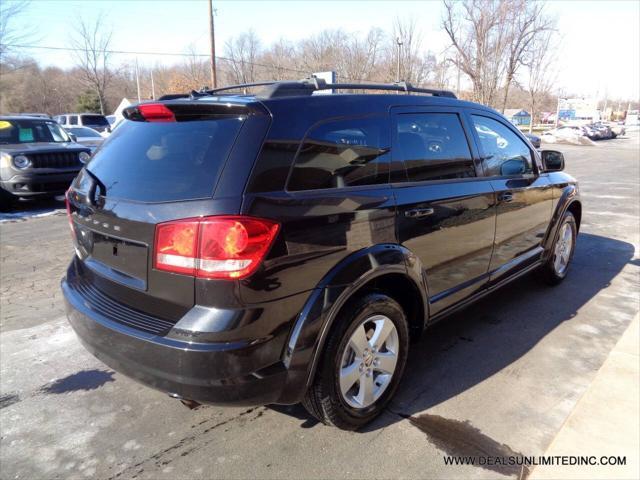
<box><xmin>405</xmin><ymin>208</ymin><xmax>434</xmax><ymax>218</ymax></box>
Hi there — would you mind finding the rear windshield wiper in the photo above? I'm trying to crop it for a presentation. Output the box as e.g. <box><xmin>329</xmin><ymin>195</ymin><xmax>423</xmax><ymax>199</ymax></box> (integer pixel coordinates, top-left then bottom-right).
<box><xmin>84</xmin><ymin>168</ymin><xmax>107</xmax><ymax>205</ymax></box>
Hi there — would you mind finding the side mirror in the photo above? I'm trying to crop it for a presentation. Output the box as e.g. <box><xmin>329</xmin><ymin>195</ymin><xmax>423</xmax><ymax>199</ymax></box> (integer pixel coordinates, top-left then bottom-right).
<box><xmin>541</xmin><ymin>150</ymin><xmax>565</xmax><ymax>172</ymax></box>
<box><xmin>68</xmin><ymin>133</ymin><xmax>77</xmax><ymax>143</ymax></box>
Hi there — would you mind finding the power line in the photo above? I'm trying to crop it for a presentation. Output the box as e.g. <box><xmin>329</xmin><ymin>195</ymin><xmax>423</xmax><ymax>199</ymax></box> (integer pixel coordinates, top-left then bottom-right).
<box><xmin>4</xmin><ymin>43</ymin><xmax>313</xmax><ymax>75</ymax></box>
<box><xmin>4</xmin><ymin>43</ymin><xmax>448</xmax><ymax>89</ymax></box>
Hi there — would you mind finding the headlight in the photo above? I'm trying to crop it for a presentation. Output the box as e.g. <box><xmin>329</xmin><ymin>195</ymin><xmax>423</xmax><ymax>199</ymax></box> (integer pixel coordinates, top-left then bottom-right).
<box><xmin>0</xmin><ymin>152</ymin><xmax>11</xmax><ymax>168</ymax></box>
<box><xmin>13</xmin><ymin>155</ymin><xmax>31</xmax><ymax>169</ymax></box>
<box><xmin>79</xmin><ymin>151</ymin><xmax>91</xmax><ymax>164</ymax></box>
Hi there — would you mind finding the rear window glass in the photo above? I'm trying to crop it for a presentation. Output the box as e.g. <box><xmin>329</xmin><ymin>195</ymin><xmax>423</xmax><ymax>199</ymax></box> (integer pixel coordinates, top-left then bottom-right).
<box><xmin>81</xmin><ymin>115</ymin><xmax>109</xmax><ymax>126</ymax></box>
<box><xmin>86</xmin><ymin>118</ymin><xmax>244</xmax><ymax>202</ymax></box>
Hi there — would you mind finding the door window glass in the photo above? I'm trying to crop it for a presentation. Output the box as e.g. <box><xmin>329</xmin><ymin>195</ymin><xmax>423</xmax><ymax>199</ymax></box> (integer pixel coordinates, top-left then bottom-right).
<box><xmin>69</xmin><ymin>115</ymin><xmax>78</xmax><ymax>125</ymax></box>
<box><xmin>471</xmin><ymin>115</ymin><xmax>533</xmax><ymax>176</ymax></box>
<box><xmin>394</xmin><ymin>113</ymin><xmax>475</xmax><ymax>182</ymax></box>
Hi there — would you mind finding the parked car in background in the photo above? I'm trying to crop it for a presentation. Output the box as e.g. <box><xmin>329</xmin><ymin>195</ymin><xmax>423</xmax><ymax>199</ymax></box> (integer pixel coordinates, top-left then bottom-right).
<box><xmin>62</xmin><ymin>79</ymin><xmax>581</xmax><ymax>430</ymax></box>
<box><xmin>592</xmin><ymin>121</ymin><xmax>624</xmax><ymax>138</ymax></box>
<box><xmin>589</xmin><ymin>123</ymin><xmax>613</xmax><ymax>140</ymax></box>
<box><xmin>0</xmin><ymin>116</ymin><xmax>90</xmax><ymax>211</ymax></box>
<box><xmin>524</xmin><ymin>132</ymin><xmax>541</xmax><ymax>148</ymax></box>
<box><xmin>64</xmin><ymin>126</ymin><xmax>105</xmax><ymax>152</ymax></box>
<box><xmin>609</xmin><ymin>122</ymin><xmax>626</xmax><ymax>137</ymax></box>
<box><xmin>54</xmin><ymin>113</ymin><xmax>111</xmax><ymax>134</ymax></box>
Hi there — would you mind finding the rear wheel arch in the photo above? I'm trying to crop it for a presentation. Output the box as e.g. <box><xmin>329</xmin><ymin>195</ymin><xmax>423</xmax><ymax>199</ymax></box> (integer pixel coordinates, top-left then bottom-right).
<box><xmin>350</xmin><ymin>272</ymin><xmax>425</xmax><ymax>342</ymax></box>
<box><xmin>277</xmin><ymin>245</ymin><xmax>428</xmax><ymax>404</ymax></box>
<box><xmin>304</xmin><ymin>268</ymin><xmax>425</xmax><ymax>387</ymax></box>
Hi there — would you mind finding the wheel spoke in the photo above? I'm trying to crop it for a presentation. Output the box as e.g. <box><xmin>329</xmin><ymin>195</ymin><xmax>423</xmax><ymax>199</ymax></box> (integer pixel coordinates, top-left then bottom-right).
<box><xmin>349</xmin><ymin>325</ymin><xmax>369</xmax><ymax>357</ymax></box>
<box><xmin>375</xmin><ymin>351</ymin><xmax>397</xmax><ymax>374</ymax></box>
<box><xmin>340</xmin><ymin>362</ymin><xmax>360</xmax><ymax>394</ymax></box>
<box><xmin>356</xmin><ymin>373</ymin><xmax>375</xmax><ymax>407</ymax></box>
<box><xmin>554</xmin><ymin>252</ymin><xmax>563</xmax><ymax>272</ymax></box>
<box><xmin>369</xmin><ymin>317</ymin><xmax>394</xmax><ymax>348</ymax></box>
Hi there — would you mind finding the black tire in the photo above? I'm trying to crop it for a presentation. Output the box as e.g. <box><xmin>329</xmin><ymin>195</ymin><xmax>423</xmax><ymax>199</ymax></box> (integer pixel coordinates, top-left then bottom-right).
<box><xmin>537</xmin><ymin>211</ymin><xmax>577</xmax><ymax>285</ymax></box>
<box><xmin>302</xmin><ymin>292</ymin><xmax>409</xmax><ymax>430</ymax></box>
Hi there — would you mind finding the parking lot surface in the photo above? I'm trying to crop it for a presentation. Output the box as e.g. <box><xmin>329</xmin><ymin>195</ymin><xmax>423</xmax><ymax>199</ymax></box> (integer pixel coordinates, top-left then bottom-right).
<box><xmin>1</xmin><ymin>133</ymin><xmax>639</xmax><ymax>479</ymax></box>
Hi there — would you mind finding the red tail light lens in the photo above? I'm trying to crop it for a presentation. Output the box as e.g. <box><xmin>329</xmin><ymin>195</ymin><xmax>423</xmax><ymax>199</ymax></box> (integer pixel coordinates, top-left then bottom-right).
<box><xmin>154</xmin><ymin>216</ymin><xmax>279</xmax><ymax>280</ymax></box>
<box><xmin>137</xmin><ymin>103</ymin><xmax>176</xmax><ymax>122</ymax></box>
<box><xmin>155</xmin><ymin>220</ymin><xmax>199</xmax><ymax>275</ymax></box>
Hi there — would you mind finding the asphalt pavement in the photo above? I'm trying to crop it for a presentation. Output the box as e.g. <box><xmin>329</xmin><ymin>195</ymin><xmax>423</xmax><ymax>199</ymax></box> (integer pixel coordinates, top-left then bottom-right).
<box><xmin>1</xmin><ymin>132</ymin><xmax>638</xmax><ymax>479</ymax></box>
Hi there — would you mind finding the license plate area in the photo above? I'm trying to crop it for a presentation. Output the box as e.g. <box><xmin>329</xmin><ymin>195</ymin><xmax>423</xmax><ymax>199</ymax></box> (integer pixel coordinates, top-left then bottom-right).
<box><xmin>86</xmin><ymin>232</ymin><xmax>148</xmax><ymax>290</ymax></box>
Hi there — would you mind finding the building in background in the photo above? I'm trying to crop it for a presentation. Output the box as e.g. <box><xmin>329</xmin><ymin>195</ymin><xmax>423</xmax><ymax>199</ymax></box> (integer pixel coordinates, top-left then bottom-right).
<box><xmin>504</xmin><ymin>109</ymin><xmax>531</xmax><ymax>126</ymax></box>
<box><xmin>558</xmin><ymin>98</ymin><xmax>600</xmax><ymax>124</ymax></box>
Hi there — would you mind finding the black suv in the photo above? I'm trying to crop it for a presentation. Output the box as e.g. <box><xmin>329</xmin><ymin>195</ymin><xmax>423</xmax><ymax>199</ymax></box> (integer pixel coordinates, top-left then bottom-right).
<box><xmin>0</xmin><ymin>116</ymin><xmax>91</xmax><ymax>211</ymax></box>
<box><xmin>62</xmin><ymin>80</ymin><xmax>580</xmax><ymax>430</ymax></box>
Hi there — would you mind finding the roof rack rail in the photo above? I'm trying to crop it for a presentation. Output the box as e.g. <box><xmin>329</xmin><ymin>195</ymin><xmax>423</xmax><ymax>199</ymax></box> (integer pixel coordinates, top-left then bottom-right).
<box><xmin>161</xmin><ymin>78</ymin><xmax>457</xmax><ymax>101</ymax></box>
<box><xmin>258</xmin><ymin>78</ymin><xmax>457</xmax><ymax>99</ymax></box>
<box><xmin>190</xmin><ymin>81</ymin><xmax>277</xmax><ymax>98</ymax></box>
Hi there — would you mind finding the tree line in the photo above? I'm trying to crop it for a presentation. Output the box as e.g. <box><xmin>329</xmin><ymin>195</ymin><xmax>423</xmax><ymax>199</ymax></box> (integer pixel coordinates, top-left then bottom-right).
<box><xmin>1</xmin><ymin>1</ymin><xmax>635</xmax><ymax>121</ymax></box>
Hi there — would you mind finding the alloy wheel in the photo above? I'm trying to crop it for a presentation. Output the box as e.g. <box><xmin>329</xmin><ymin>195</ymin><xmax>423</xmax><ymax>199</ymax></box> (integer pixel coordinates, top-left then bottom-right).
<box><xmin>338</xmin><ymin>314</ymin><xmax>399</xmax><ymax>409</ymax></box>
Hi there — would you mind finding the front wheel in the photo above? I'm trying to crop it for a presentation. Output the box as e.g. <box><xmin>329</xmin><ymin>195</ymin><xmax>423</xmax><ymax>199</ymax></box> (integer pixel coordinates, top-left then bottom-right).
<box><xmin>303</xmin><ymin>292</ymin><xmax>409</xmax><ymax>430</ymax></box>
<box><xmin>538</xmin><ymin>211</ymin><xmax>577</xmax><ymax>285</ymax></box>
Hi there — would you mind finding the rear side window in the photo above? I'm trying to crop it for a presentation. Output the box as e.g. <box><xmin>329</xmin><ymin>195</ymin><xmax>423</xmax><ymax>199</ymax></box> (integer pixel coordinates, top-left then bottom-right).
<box><xmin>471</xmin><ymin>115</ymin><xmax>533</xmax><ymax>176</ymax></box>
<box><xmin>247</xmin><ymin>140</ymin><xmax>300</xmax><ymax>193</ymax></box>
<box><xmin>69</xmin><ymin>116</ymin><xmax>78</xmax><ymax>125</ymax></box>
<box><xmin>86</xmin><ymin>118</ymin><xmax>243</xmax><ymax>202</ymax></box>
<box><xmin>287</xmin><ymin>116</ymin><xmax>389</xmax><ymax>191</ymax></box>
<box><xmin>394</xmin><ymin>113</ymin><xmax>475</xmax><ymax>182</ymax></box>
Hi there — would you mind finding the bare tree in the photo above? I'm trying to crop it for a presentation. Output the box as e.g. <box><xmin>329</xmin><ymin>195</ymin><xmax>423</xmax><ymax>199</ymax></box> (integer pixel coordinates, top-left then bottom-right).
<box><xmin>70</xmin><ymin>15</ymin><xmax>113</xmax><ymax>114</ymax></box>
<box><xmin>261</xmin><ymin>38</ymin><xmax>297</xmax><ymax>80</ymax></box>
<box><xmin>388</xmin><ymin>18</ymin><xmax>430</xmax><ymax>85</ymax></box>
<box><xmin>342</xmin><ymin>28</ymin><xmax>385</xmax><ymax>83</ymax></box>
<box><xmin>442</xmin><ymin>0</ymin><xmax>511</xmax><ymax>106</ymax></box>
<box><xmin>180</xmin><ymin>43</ymin><xmax>209</xmax><ymax>90</ymax></box>
<box><xmin>524</xmin><ymin>30</ymin><xmax>556</xmax><ymax>133</ymax></box>
<box><xmin>499</xmin><ymin>0</ymin><xmax>555</xmax><ymax>112</ymax></box>
<box><xmin>224</xmin><ymin>30</ymin><xmax>262</xmax><ymax>84</ymax></box>
<box><xmin>0</xmin><ymin>0</ymin><xmax>33</xmax><ymax>55</ymax></box>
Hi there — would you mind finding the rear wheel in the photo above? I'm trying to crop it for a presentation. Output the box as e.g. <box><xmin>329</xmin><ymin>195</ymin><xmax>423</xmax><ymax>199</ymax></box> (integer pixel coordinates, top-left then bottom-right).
<box><xmin>538</xmin><ymin>211</ymin><xmax>577</xmax><ymax>285</ymax></box>
<box><xmin>303</xmin><ymin>292</ymin><xmax>409</xmax><ymax>430</ymax></box>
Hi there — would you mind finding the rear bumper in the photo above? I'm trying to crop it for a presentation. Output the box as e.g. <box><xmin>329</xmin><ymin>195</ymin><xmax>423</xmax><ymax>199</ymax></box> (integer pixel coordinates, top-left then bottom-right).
<box><xmin>1</xmin><ymin>171</ymin><xmax>79</xmax><ymax>198</ymax></box>
<box><xmin>62</xmin><ymin>277</ymin><xmax>290</xmax><ymax>406</ymax></box>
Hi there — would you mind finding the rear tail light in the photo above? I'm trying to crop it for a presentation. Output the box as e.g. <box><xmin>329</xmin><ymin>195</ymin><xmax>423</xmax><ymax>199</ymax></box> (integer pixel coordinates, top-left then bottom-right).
<box><xmin>154</xmin><ymin>216</ymin><xmax>280</xmax><ymax>280</ymax></box>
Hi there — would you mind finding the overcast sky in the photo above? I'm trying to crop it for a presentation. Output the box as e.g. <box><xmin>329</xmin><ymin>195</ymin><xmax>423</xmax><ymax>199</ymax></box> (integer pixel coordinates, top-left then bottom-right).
<box><xmin>9</xmin><ymin>0</ymin><xmax>640</xmax><ymax>100</ymax></box>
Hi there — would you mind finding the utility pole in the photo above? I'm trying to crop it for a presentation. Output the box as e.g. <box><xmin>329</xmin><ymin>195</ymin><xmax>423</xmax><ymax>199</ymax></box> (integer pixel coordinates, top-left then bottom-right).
<box><xmin>135</xmin><ymin>58</ymin><xmax>141</xmax><ymax>102</ymax></box>
<box><xmin>208</xmin><ymin>0</ymin><xmax>217</xmax><ymax>88</ymax></box>
<box><xmin>555</xmin><ymin>93</ymin><xmax>562</xmax><ymax>128</ymax></box>
<box><xmin>396</xmin><ymin>37</ymin><xmax>403</xmax><ymax>83</ymax></box>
